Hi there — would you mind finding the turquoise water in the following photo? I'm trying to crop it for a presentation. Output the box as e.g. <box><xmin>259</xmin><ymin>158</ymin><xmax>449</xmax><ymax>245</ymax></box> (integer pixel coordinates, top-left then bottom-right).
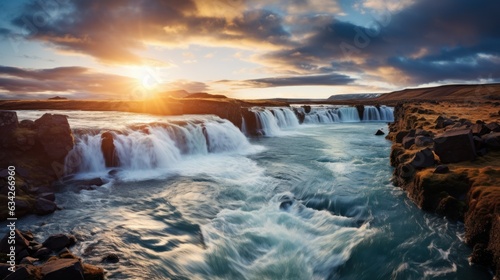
<box><xmin>6</xmin><ymin>111</ymin><xmax>492</xmax><ymax>279</ymax></box>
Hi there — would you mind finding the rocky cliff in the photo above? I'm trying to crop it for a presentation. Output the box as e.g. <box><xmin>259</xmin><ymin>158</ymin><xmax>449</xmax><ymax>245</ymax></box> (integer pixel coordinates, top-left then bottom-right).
<box><xmin>0</xmin><ymin>111</ymin><xmax>74</xmax><ymax>219</ymax></box>
<box><xmin>387</xmin><ymin>102</ymin><xmax>500</xmax><ymax>277</ymax></box>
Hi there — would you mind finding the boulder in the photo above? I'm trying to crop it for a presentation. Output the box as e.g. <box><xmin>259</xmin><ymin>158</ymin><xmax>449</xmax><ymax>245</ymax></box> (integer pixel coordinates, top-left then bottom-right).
<box><xmin>434</xmin><ymin>129</ymin><xmax>476</xmax><ymax>163</ymax></box>
<box><xmin>35</xmin><ymin>198</ymin><xmax>57</xmax><ymax>215</ymax></box>
<box><xmin>302</xmin><ymin>105</ymin><xmax>312</xmax><ymax>114</ymax></box>
<box><xmin>436</xmin><ymin>196</ymin><xmax>464</xmax><ymax>221</ymax></box>
<box><xmin>0</xmin><ymin>263</ymin><xmax>12</xmax><ymax>279</ymax></box>
<box><xmin>40</xmin><ymin>258</ymin><xmax>84</xmax><ymax>280</ymax></box>
<box><xmin>83</xmin><ymin>263</ymin><xmax>105</xmax><ymax>280</ymax></box>
<box><xmin>434</xmin><ymin>165</ymin><xmax>450</xmax><ymax>174</ymax></box>
<box><xmin>33</xmin><ymin>247</ymin><xmax>52</xmax><ymax>259</ymax></box>
<box><xmin>0</xmin><ymin>110</ymin><xmax>18</xmax><ymax>134</ymax></box>
<box><xmin>241</xmin><ymin>109</ymin><xmax>261</xmax><ymax>135</ymax></box>
<box><xmin>34</xmin><ymin>114</ymin><xmax>74</xmax><ymax>161</ymax></box>
<box><xmin>485</xmin><ymin>122</ymin><xmax>500</xmax><ymax>132</ymax></box>
<box><xmin>410</xmin><ymin>148</ymin><xmax>435</xmax><ymax>169</ymax></box>
<box><xmin>101</xmin><ymin>253</ymin><xmax>119</xmax><ymax>263</ymax></box>
<box><xmin>482</xmin><ymin>132</ymin><xmax>500</xmax><ymax>149</ymax></box>
<box><xmin>375</xmin><ymin>129</ymin><xmax>385</xmax><ymax>136</ymax></box>
<box><xmin>4</xmin><ymin>266</ymin><xmax>35</xmax><ymax>280</ymax></box>
<box><xmin>38</xmin><ymin>192</ymin><xmax>56</xmax><ymax>202</ymax></box>
<box><xmin>415</xmin><ymin>135</ymin><xmax>433</xmax><ymax>147</ymax></box>
<box><xmin>100</xmin><ymin>131</ymin><xmax>119</xmax><ymax>167</ymax></box>
<box><xmin>395</xmin><ymin>130</ymin><xmax>409</xmax><ymax>143</ymax></box>
<box><xmin>18</xmin><ymin>119</ymin><xmax>36</xmax><ymax>129</ymax></box>
<box><xmin>0</xmin><ymin>229</ymin><xmax>30</xmax><ymax>254</ymax></box>
<box><xmin>435</xmin><ymin>116</ymin><xmax>454</xmax><ymax>129</ymax></box>
<box><xmin>402</xmin><ymin>136</ymin><xmax>415</xmax><ymax>149</ymax></box>
<box><xmin>471</xmin><ymin>123</ymin><xmax>491</xmax><ymax>136</ymax></box>
<box><xmin>43</xmin><ymin>234</ymin><xmax>72</xmax><ymax>252</ymax></box>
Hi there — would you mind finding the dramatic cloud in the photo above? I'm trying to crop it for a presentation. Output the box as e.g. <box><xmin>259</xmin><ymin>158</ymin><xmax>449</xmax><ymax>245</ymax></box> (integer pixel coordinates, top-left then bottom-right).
<box><xmin>0</xmin><ymin>65</ymin><xmax>209</xmax><ymax>99</ymax></box>
<box><xmin>221</xmin><ymin>73</ymin><xmax>354</xmax><ymax>88</ymax></box>
<box><xmin>0</xmin><ymin>0</ymin><xmax>498</xmax><ymax>98</ymax></box>
<box><xmin>259</xmin><ymin>0</ymin><xmax>500</xmax><ymax>85</ymax></box>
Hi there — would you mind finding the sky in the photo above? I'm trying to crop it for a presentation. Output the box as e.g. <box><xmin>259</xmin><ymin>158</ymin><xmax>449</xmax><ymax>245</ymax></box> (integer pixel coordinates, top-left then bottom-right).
<box><xmin>0</xmin><ymin>0</ymin><xmax>499</xmax><ymax>100</ymax></box>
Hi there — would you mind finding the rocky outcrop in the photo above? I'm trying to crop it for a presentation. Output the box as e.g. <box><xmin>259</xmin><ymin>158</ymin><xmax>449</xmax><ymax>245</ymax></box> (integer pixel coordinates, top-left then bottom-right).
<box><xmin>101</xmin><ymin>131</ymin><xmax>119</xmax><ymax>167</ymax></box>
<box><xmin>434</xmin><ymin>129</ymin><xmax>476</xmax><ymax>163</ymax></box>
<box><xmin>388</xmin><ymin>102</ymin><xmax>500</xmax><ymax>276</ymax></box>
<box><xmin>34</xmin><ymin>114</ymin><xmax>74</xmax><ymax>161</ymax></box>
<box><xmin>0</xmin><ymin>231</ymin><xmax>105</xmax><ymax>280</ymax></box>
<box><xmin>0</xmin><ymin>110</ymin><xmax>18</xmax><ymax>134</ymax></box>
<box><xmin>0</xmin><ymin>111</ymin><xmax>75</xmax><ymax>220</ymax></box>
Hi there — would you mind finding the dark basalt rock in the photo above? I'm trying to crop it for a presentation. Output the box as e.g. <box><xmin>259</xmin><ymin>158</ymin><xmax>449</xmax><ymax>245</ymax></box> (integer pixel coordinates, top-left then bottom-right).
<box><xmin>435</xmin><ymin>116</ymin><xmax>454</xmax><ymax>129</ymax></box>
<box><xmin>42</xmin><ymin>234</ymin><xmax>72</xmax><ymax>252</ymax></box>
<box><xmin>0</xmin><ymin>229</ymin><xmax>30</xmax><ymax>254</ymax></box>
<box><xmin>375</xmin><ymin>129</ymin><xmax>385</xmax><ymax>136</ymax></box>
<box><xmin>402</xmin><ymin>136</ymin><xmax>415</xmax><ymax>149</ymax></box>
<box><xmin>241</xmin><ymin>109</ymin><xmax>260</xmax><ymax>135</ymax></box>
<box><xmin>434</xmin><ymin>165</ymin><xmax>450</xmax><ymax>174</ymax></box>
<box><xmin>34</xmin><ymin>198</ymin><xmax>57</xmax><ymax>215</ymax></box>
<box><xmin>485</xmin><ymin>122</ymin><xmax>500</xmax><ymax>132</ymax></box>
<box><xmin>434</xmin><ymin>129</ymin><xmax>476</xmax><ymax>163</ymax></box>
<box><xmin>302</xmin><ymin>105</ymin><xmax>312</xmax><ymax>114</ymax></box>
<box><xmin>481</xmin><ymin>132</ymin><xmax>500</xmax><ymax>149</ymax></box>
<box><xmin>394</xmin><ymin>130</ymin><xmax>409</xmax><ymax>143</ymax></box>
<box><xmin>34</xmin><ymin>113</ymin><xmax>74</xmax><ymax>161</ymax></box>
<box><xmin>0</xmin><ymin>110</ymin><xmax>18</xmax><ymax>134</ymax></box>
<box><xmin>101</xmin><ymin>253</ymin><xmax>120</xmax><ymax>263</ymax></box>
<box><xmin>101</xmin><ymin>131</ymin><xmax>119</xmax><ymax>167</ymax></box>
<box><xmin>415</xmin><ymin>135</ymin><xmax>433</xmax><ymax>147</ymax></box>
<box><xmin>471</xmin><ymin>123</ymin><xmax>491</xmax><ymax>136</ymax></box>
<box><xmin>40</xmin><ymin>258</ymin><xmax>84</xmax><ymax>280</ymax></box>
<box><xmin>410</xmin><ymin>148</ymin><xmax>435</xmax><ymax>169</ymax></box>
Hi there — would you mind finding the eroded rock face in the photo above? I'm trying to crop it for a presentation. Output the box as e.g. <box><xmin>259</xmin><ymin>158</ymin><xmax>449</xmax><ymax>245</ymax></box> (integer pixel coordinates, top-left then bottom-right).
<box><xmin>0</xmin><ymin>110</ymin><xmax>18</xmax><ymax>134</ymax></box>
<box><xmin>434</xmin><ymin>129</ymin><xmax>476</xmax><ymax>163</ymax></box>
<box><xmin>34</xmin><ymin>114</ymin><xmax>74</xmax><ymax>161</ymax></box>
<box><xmin>101</xmin><ymin>131</ymin><xmax>119</xmax><ymax>167</ymax></box>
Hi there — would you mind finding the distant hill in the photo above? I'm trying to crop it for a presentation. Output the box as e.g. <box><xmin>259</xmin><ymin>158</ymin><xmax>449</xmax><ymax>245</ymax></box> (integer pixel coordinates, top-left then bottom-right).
<box><xmin>328</xmin><ymin>93</ymin><xmax>380</xmax><ymax>100</ymax></box>
<box><xmin>185</xmin><ymin>92</ymin><xmax>228</xmax><ymax>99</ymax></box>
<box><xmin>161</xmin><ymin>90</ymin><xmax>190</xmax><ymax>98</ymax></box>
<box><xmin>375</xmin><ymin>83</ymin><xmax>500</xmax><ymax>103</ymax></box>
<box><xmin>48</xmin><ymin>96</ymin><xmax>67</xmax><ymax>100</ymax></box>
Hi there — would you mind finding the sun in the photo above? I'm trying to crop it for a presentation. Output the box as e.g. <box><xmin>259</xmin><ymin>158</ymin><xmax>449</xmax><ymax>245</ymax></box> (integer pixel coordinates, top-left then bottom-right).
<box><xmin>124</xmin><ymin>65</ymin><xmax>165</xmax><ymax>98</ymax></box>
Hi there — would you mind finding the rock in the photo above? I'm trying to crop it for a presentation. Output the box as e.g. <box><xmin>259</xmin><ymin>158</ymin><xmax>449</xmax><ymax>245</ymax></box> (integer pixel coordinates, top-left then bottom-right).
<box><xmin>101</xmin><ymin>131</ymin><xmax>119</xmax><ymax>167</ymax></box>
<box><xmin>18</xmin><ymin>119</ymin><xmax>36</xmax><ymax>129</ymax></box>
<box><xmin>33</xmin><ymin>247</ymin><xmax>52</xmax><ymax>258</ymax></box>
<box><xmin>101</xmin><ymin>253</ymin><xmax>120</xmax><ymax>264</ymax></box>
<box><xmin>485</xmin><ymin>122</ymin><xmax>500</xmax><ymax>132</ymax></box>
<box><xmin>43</xmin><ymin>234</ymin><xmax>72</xmax><ymax>252</ymax></box>
<box><xmin>375</xmin><ymin>129</ymin><xmax>385</xmax><ymax>136</ymax></box>
<box><xmin>83</xmin><ymin>263</ymin><xmax>105</xmax><ymax>280</ymax></box>
<box><xmin>38</xmin><ymin>192</ymin><xmax>56</xmax><ymax>202</ymax></box>
<box><xmin>410</xmin><ymin>148</ymin><xmax>435</xmax><ymax>169</ymax></box>
<box><xmin>481</xmin><ymin>132</ymin><xmax>500</xmax><ymax>149</ymax></box>
<box><xmin>302</xmin><ymin>105</ymin><xmax>311</xmax><ymax>114</ymax></box>
<box><xmin>415</xmin><ymin>135</ymin><xmax>433</xmax><ymax>147</ymax></box>
<box><xmin>34</xmin><ymin>113</ymin><xmax>74</xmax><ymax>161</ymax></box>
<box><xmin>4</xmin><ymin>266</ymin><xmax>35</xmax><ymax>280</ymax></box>
<box><xmin>0</xmin><ymin>110</ymin><xmax>18</xmax><ymax>134</ymax></box>
<box><xmin>355</xmin><ymin>105</ymin><xmax>364</xmax><ymax>120</ymax></box>
<box><xmin>436</xmin><ymin>196</ymin><xmax>464</xmax><ymax>221</ymax></box>
<box><xmin>71</xmin><ymin>177</ymin><xmax>104</xmax><ymax>187</ymax></box>
<box><xmin>470</xmin><ymin>243</ymin><xmax>493</xmax><ymax>267</ymax></box>
<box><xmin>14</xmin><ymin>198</ymin><xmax>32</xmax><ymax>217</ymax></box>
<box><xmin>434</xmin><ymin>129</ymin><xmax>476</xmax><ymax>163</ymax></box>
<box><xmin>20</xmin><ymin>256</ymin><xmax>39</xmax><ymax>265</ymax></box>
<box><xmin>0</xmin><ymin>229</ymin><xmax>30</xmax><ymax>254</ymax></box>
<box><xmin>471</xmin><ymin>123</ymin><xmax>491</xmax><ymax>136</ymax></box>
<box><xmin>434</xmin><ymin>165</ymin><xmax>450</xmax><ymax>174</ymax></box>
<box><xmin>435</xmin><ymin>116</ymin><xmax>454</xmax><ymax>129</ymax></box>
<box><xmin>241</xmin><ymin>109</ymin><xmax>261</xmax><ymax>135</ymax></box>
<box><xmin>395</xmin><ymin>130</ymin><xmax>409</xmax><ymax>143</ymax></box>
<box><xmin>40</xmin><ymin>258</ymin><xmax>84</xmax><ymax>280</ymax></box>
<box><xmin>415</xmin><ymin>129</ymin><xmax>432</xmax><ymax>137</ymax></box>
<box><xmin>21</xmin><ymin>231</ymin><xmax>34</xmax><ymax>241</ymax></box>
<box><xmin>0</xmin><ymin>263</ymin><xmax>12</xmax><ymax>279</ymax></box>
<box><xmin>402</xmin><ymin>136</ymin><xmax>415</xmax><ymax>149</ymax></box>
<box><xmin>35</xmin><ymin>198</ymin><xmax>57</xmax><ymax>215</ymax></box>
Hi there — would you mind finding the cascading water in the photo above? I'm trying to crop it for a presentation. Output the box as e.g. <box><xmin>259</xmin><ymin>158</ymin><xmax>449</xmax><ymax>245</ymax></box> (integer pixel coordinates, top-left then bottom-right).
<box><xmin>64</xmin><ymin>117</ymin><xmax>257</xmax><ymax>175</ymax></box>
<box><xmin>251</xmin><ymin>108</ymin><xmax>299</xmax><ymax>136</ymax></box>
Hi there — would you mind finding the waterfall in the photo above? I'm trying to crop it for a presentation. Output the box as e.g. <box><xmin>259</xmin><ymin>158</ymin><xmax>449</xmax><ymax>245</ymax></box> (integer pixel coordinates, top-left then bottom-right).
<box><xmin>252</xmin><ymin>108</ymin><xmax>299</xmax><ymax>136</ymax></box>
<box><xmin>362</xmin><ymin>106</ymin><xmax>394</xmax><ymax>122</ymax></box>
<box><xmin>64</xmin><ymin>117</ymin><xmax>255</xmax><ymax>174</ymax></box>
<box><xmin>301</xmin><ymin>106</ymin><xmax>359</xmax><ymax>124</ymax></box>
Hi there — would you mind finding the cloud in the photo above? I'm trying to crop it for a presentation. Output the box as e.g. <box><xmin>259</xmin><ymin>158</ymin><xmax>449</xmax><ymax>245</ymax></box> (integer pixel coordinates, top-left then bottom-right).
<box><xmin>0</xmin><ymin>65</ymin><xmax>138</xmax><ymax>98</ymax></box>
<box><xmin>258</xmin><ymin>0</ymin><xmax>500</xmax><ymax>86</ymax></box>
<box><xmin>7</xmin><ymin>0</ymin><xmax>294</xmax><ymax>64</ymax></box>
<box><xmin>219</xmin><ymin>73</ymin><xmax>354</xmax><ymax>88</ymax></box>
